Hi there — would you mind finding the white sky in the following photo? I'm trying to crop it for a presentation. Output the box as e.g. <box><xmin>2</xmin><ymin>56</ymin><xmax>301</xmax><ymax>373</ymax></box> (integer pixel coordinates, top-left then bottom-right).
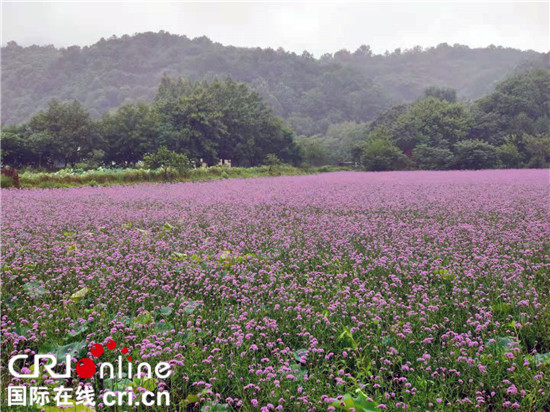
<box><xmin>2</xmin><ymin>1</ymin><xmax>549</xmax><ymax>56</ymax></box>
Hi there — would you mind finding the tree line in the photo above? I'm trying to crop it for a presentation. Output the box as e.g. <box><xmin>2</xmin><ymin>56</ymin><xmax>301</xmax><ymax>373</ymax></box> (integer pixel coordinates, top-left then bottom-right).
<box><xmin>1</xmin><ymin>77</ymin><xmax>301</xmax><ymax>169</ymax></box>
<box><xmin>2</xmin><ymin>31</ymin><xmax>544</xmax><ymax>137</ymax></box>
<box><xmin>300</xmin><ymin>68</ymin><xmax>549</xmax><ymax>170</ymax></box>
<box><xmin>1</xmin><ymin>69</ymin><xmax>548</xmax><ymax>172</ymax></box>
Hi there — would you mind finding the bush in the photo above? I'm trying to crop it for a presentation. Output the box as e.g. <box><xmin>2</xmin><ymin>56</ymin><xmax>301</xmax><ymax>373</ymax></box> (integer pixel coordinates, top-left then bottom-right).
<box><xmin>264</xmin><ymin>154</ymin><xmax>284</xmax><ymax>175</ymax></box>
<box><xmin>523</xmin><ymin>134</ymin><xmax>550</xmax><ymax>168</ymax></box>
<box><xmin>143</xmin><ymin>147</ymin><xmax>191</xmax><ymax>180</ymax></box>
<box><xmin>1</xmin><ymin>175</ymin><xmax>14</xmax><ymax>188</ymax></box>
<box><xmin>496</xmin><ymin>143</ymin><xmax>523</xmax><ymax>168</ymax></box>
<box><xmin>412</xmin><ymin>144</ymin><xmax>454</xmax><ymax>170</ymax></box>
<box><xmin>264</xmin><ymin>154</ymin><xmax>282</xmax><ymax>166</ymax></box>
<box><xmin>361</xmin><ymin>138</ymin><xmax>408</xmax><ymax>171</ymax></box>
<box><xmin>453</xmin><ymin>139</ymin><xmax>499</xmax><ymax>169</ymax></box>
<box><xmin>423</xmin><ymin>86</ymin><xmax>457</xmax><ymax>103</ymax></box>
<box><xmin>1</xmin><ymin>166</ymin><xmax>20</xmax><ymax>188</ymax></box>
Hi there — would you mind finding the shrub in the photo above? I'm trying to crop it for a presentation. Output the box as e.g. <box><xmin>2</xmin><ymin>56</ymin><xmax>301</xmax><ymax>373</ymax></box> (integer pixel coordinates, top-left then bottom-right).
<box><xmin>1</xmin><ymin>175</ymin><xmax>14</xmax><ymax>188</ymax></box>
<box><xmin>523</xmin><ymin>134</ymin><xmax>550</xmax><ymax>168</ymax></box>
<box><xmin>264</xmin><ymin>154</ymin><xmax>284</xmax><ymax>175</ymax></box>
<box><xmin>143</xmin><ymin>147</ymin><xmax>190</xmax><ymax>180</ymax></box>
<box><xmin>496</xmin><ymin>143</ymin><xmax>523</xmax><ymax>168</ymax></box>
<box><xmin>264</xmin><ymin>154</ymin><xmax>282</xmax><ymax>166</ymax></box>
<box><xmin>1</xmin><ymin>166</ymin><xmax>20</xmax><ymax>188</ymax></box>
<box><xmin>412</xmin><ymin>144</ymin><xmax>454</xmax><ymax>170</ymax></box>
<box><xmin>361</xmin><ymin>138</ymin><xmax>408</xmax><ymax>171</ymax></box>
<box><xmin>453</xmin><ymin>139</ymin><xmax>499</xmax><ymax>169</ymax></box>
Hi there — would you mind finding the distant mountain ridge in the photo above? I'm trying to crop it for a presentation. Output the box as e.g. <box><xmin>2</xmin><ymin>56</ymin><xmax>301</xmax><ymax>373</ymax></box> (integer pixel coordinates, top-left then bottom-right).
<box><xmin>1</xmin><ymin>31</ymin><xmax>546</xmax><ymax>135</ymax></box>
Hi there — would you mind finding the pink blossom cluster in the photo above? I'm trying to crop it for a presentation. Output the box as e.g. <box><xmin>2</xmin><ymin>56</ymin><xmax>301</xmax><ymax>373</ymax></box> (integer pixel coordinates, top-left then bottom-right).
<box><xmin>2</xmin><ymin>169</ymin><xmax>549</xmax><ymax>410</ymax></box>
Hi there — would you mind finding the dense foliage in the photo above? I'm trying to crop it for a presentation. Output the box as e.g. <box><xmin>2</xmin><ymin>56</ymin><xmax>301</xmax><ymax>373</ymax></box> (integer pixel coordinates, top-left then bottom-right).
<box><xmin>1</xmin><ymin>77</ymin><xmax>301</xmax><ymax>168</ymax></box>
<box><xmin>2</xmin><ymin>170</ymin><xmax>549</xmax><ymax>410</ymax></box>
<box><xmin>301</xmin><ymin>69</ymin><xmax>550</xmax><ymax>170</ymax></box>
<box><xmin>2</xmin><ymin>34</ymin><xmax>548</xmax><ymax>172</ymax></box>
<box><xmin>2</xmin><ymin>32</ymin><xmax>544</xmax><ymax>135</ymax></box>
<box><xmin>143</xmin><ymin>146</ymin><xmax>191</xmax><ymax>180</ymax></box>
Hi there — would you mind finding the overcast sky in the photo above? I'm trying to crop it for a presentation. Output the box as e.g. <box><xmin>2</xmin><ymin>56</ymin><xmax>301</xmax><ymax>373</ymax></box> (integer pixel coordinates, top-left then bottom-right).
<box><xmin>2</xmin><ymin>1</ymin><xmax>548</xmax><ymax>56</ymax></box>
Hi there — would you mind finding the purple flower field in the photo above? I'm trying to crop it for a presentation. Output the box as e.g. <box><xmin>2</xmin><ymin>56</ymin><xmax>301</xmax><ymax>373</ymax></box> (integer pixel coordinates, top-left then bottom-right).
<box><xmin>2</xmin><ymin>169</ymin><xmax>549</xmax><ymax>411</ymax></box>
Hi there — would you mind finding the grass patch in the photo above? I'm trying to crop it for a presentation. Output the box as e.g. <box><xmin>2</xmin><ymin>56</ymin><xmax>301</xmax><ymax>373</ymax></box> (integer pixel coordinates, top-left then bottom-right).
<box><xmin>13</xmin><ymin>165</ymin><xmax>350</xmax><ymax>189</ymax></box>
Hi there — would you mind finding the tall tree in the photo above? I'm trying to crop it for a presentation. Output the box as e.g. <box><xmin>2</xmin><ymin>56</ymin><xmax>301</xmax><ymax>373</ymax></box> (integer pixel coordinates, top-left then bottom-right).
<box><xmin>153</xmin><ymin>77</ymin><xmax>301</xmax><ymax>166</ymax></box>
<box><xmin>471</xmin><ymin>68</ymin><xmax>550</xmax><ymax>142</ymax></box>
<box><xmin>101</xmin><ymin>103</ymin><xmax>158</xmax><ymax>165</ymax></box>
<box><xmin>28</xmin><ymin>100</ymin><xmax>96</xmax><ymax>167</ymax></box>
<box><xmin>389</xmin><ymin>97</ymin><xmax>471</xmax><ymax>154</ymax></box>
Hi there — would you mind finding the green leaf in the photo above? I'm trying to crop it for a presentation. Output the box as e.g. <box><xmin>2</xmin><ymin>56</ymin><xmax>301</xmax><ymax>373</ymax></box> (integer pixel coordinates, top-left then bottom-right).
<box><xmin>70</xmin><ymin>287</ymin><xmax>89</xmax><ymax>303</ymax></box>
<box><xmin>290</xmin><ymin>364</ymin><xmax>308</xmax><ymax>381</ymax></box>
<box><xmin>201</xmin><ymin>401</ymin><xmax>229</xmax><ymax>411</ymax></box>
<box><xmin>104</xmin><ymin>378</ymin><xmax>132</xmax><ymax>392</ymax></box>
<box><xmin>381</xmin><ymin>335</ymin><xmax>394</xmax><ymax>347</ymax></box>
<box><xmin>23</xmin><ymin>281</ymin><xmax>49</xmax><ymax>298</ymax></box>
<box><xmin>189</xmin><ymin>253</ymin><xmax>203</xmax><ymax>263</ymax></box>
<box><xmin>185</xmin><ymin>394</ymin><xmax>199</xmax><ymax>403</ymax></box>
<box><xmin>527</xmin><ymin>352</ymin><xmax>550</xmax><ymax>365</ymax></box>
<box><xmin>338</xmin><ymin>326</ymin><xmax>358</xmax><ymax>350</ymax></box>
<box><xmin>39</xmin><ymin>341</ymin><xmax>88</xmax><ymax>364</ymax></box>
<box><xmin>353</xmin><ymin>397</ymin><xmax>379</xmax><ymax>412</ymax></box>
<box><xmin>435</xmin><ymin>269</ymin><xmax>455</xmax><ymax>281</ymax></box>
<box><xmin>15</xmin><ymin>325</ymin><xmax>31</xmax><ymax>338</ymax></box>
<box><xmin>219</xmin><ymin>250</ymin><xmax>231</xmax><ymax>260</ymax></box>
<box><xmin>294</xmin><ymin>348</ymin><xmax>308</xmax><ymax>362</ymax></box>
<box><xmin>154</xmin><ymin>321</ymin><xmax>174</xmax><ymax>333</ymax></box>
<box><xmin>134</xmin><ymin>311</ymin><xmax>153</xmax><ymax>325</ymax></box>
<box><xmin>158</xmin><ymin>306</ymin><xmax>173</xmax><ymax>316</ymax></box>
<box><xmin>183</xmin><ymin>301</ymin><xmax>203</xmax><ymax>314</ymax></box>
<box><xmin>331</xmin><ymin>394</ymin><xmax>356</xmax><ymax>410</ymax></box>
<box><xmin>485</xmin><ymin>336</ymin><xmax>516</xmax><ymax>349</ymax></box>
<box><xmin>132</xmin><ymin>376</ymin><xmax>157</xmax><ymax>391</ymax></box>
<box><xmin>66</xmin><ymin>322</ymin><xmax>89</xmax><ymax>339</ymax></box>
<box><xmin>485</xmin><ymin>336</ymin><xmax>517</xmax><ymax>357</ymax></box>
<box><xmin>172</xmin><ymin>251</ymin><xmax>187</xmax><ymax>260</ymax></box>
<box><xmin>42</xmin><ymin>401</ymin><xmax>95</xmax><ymax>411</ymax></box>
<box><xmin>3</xmin><ymin>295</ymin><xmax>19</xmax><ymax>309</ymax></box>
<box><xmin>491</xmin><ymin>302</ymin><xmax>511</xmax><ymax>313</ymax></box>
<box><xmin>331</xmin><ymin>393</ymin><xmax>379</xmax><ymax>411</ymax></box>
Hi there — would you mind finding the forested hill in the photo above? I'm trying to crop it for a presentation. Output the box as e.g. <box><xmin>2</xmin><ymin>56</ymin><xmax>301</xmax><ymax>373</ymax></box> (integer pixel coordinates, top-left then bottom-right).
<box><xmin>2</xmin><ymin>31</ymin><xmax>545</xmax><ymax>134</ymax></box>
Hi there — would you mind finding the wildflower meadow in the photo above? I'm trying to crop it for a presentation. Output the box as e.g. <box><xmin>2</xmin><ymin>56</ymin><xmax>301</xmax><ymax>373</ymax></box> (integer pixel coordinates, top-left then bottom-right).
<box><xmin>1</xmin><ymin>169</ymin><xmax>549</xmax><ymax>411</ymax></box>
